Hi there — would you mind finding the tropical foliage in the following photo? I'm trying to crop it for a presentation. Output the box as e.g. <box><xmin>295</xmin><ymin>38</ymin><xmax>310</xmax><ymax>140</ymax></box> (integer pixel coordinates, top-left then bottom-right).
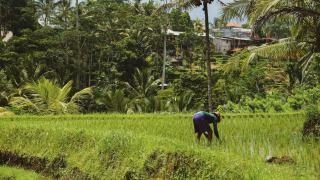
<box><xmin>9</xmin><ymin>77</ymin><xmax>92</xmax><ymax>114</ymax></box>
<box><xmin>0</xmin><ymin>0</ymin><xmax>319</xmax><ymax>114</ymax></box>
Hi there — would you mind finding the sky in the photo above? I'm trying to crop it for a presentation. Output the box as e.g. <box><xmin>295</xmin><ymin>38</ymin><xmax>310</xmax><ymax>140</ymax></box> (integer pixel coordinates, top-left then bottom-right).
<box><xmin>188</xmin><ymin>0</ymin><xmax>232</xmax><ymax>22</ymax></box>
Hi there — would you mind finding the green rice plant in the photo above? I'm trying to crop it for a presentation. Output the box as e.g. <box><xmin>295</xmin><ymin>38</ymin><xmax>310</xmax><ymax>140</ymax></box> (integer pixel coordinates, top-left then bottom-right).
<box><xmin>0</xmin><ymin>166</ymin><xmax>43</xmax><ymax>180</ymax></box>
<box><xmin>0</xmin><ymin>113</ymin><xmax>318</xmax><ymax>179</ymax></box>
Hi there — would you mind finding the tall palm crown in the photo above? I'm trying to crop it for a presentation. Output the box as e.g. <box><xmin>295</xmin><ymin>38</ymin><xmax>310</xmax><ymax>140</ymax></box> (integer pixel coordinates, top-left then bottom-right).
<box><xmin>34</xmin><ymin>0</ymin><xmax>58</xmax><ymax>26</ymax></box>
<box><xmin>56</xmin><ymin>0</ymin><xmax>72</xmax><ymax>29</ymax></box>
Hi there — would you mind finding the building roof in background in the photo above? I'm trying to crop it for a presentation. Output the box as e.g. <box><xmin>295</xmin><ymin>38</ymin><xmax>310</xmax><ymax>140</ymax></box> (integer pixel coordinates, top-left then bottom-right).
<box><xmin>226</xmin><ymin>22</ymin><xmax>241</xmax><ymax>28</ymax></box>
<box><xmin>167</xmin><ymin>29</ymin><xmax>215</xmax><ymax>39</ymax></box>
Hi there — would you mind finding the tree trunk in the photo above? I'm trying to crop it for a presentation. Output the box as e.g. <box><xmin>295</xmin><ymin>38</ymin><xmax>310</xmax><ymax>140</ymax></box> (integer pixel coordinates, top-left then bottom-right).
<box><xmin>89</xmin><ymin>52</ymin><xmax>92</xmax><ymax>86</ymax></box>
<box><xmin>76</xmin><ymin>0</ymin><xmax>80</xmax><ymax>89</ymax></box>
<box><xmin>161</xmin><ymin>0</ymin><xmax>168</xmax><ymax>90</ymax></box>
<box><xmin>203</xmin><ymin>2</ymin><xmax>213</xmax><ymax>112</ymax></box>
<box><xmin>161</xmin><ymin>29</ymin><xmax>167</xmax><ymax>90</ymax></box>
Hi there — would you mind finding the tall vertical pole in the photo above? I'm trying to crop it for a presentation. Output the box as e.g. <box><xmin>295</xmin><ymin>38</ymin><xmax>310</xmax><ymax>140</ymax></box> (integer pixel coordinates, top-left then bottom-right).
<box><xmin>161</xmin><ymin>30</ymin><xmax>167</xmax><ymax>89</ymax></box>
<box><xmin>76</xmin><ymin>0</ymin><xmax>80</xmax><ymax>89</ymax></box>
<box><xmin>161</xmin><ymin>0</ymin><xmax>168</xmax><ymax>90</ymax></box>
<box><xmin>204</xmin><ymin>2</ymin><xmax>213</xmax><ymax>112</ymax></box>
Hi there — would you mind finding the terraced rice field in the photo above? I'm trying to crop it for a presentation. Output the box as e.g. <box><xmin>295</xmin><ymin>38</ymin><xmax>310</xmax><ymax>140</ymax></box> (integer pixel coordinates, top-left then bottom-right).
<box><xmin>0</xmin><ymin>113</ymin><xmax>319</xmax><ymax>179</ymax></box>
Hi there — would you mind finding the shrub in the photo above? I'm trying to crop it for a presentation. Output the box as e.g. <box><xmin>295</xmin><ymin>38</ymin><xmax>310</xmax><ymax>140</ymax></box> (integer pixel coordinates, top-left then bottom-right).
<box><xmin>302</xmin><ymin>105</ymin><xmax>320</xmax><ymax>139</ymax></box>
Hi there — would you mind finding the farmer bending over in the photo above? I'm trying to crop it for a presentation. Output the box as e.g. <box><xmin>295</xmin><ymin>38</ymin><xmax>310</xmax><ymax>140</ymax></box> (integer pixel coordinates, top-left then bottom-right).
<box><xmin>193</xmin><ymin>111</ymin><xmax>222</xmax><ymax>144</ymax></box>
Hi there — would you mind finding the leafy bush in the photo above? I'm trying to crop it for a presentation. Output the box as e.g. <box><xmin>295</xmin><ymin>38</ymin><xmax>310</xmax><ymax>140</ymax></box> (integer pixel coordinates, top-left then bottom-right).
<box><xmin>167</xmin><ymin>91</ymin><xmax>196</xmax><ymax>112</ymax></box>
<box><xmin>94</xmin><ymin>89</ymin><xmax>129</xmax><ymax>113</ymax></box>
<box><xmin>219</xmin><ymin>86</ymin><xmax>320</xmax><ymax>113</ymax></box>
<box><xmin>218</xmin><ymin>93</ymin><xmax>292</xmax><ymax>113</ymax></box>
<box><xmin>172</xmin><ymin>71</ymin><xmax>207</xmax><ymax>108</ymax></box>
<box><xmin>302</xmin><ymin>105</ymin><xmax>320</xmax><ymax>139</ymax></box>
<box><xmin>0</xmin><ymin>70</ymin><xmax>13</xmax><ymax>106</ymax></box>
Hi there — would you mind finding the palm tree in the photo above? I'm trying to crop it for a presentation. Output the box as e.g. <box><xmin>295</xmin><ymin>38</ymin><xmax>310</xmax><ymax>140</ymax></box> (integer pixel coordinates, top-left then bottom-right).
<box><xmin>169</xmin><ymin>92</ymin><xmax>195</xmax><ymax>112</ymax></box>
<box><xmin>9</xmin><ymin>77</ymin><xmax>92</xmax><ymax>114</ymax></box>
<box><xmin>251</xmin><ymin>1</ymin><xmax>320</xmax><ymax>82</ymax></box>
<box><xmin>161</xmin><ymin>0</ymin><xmax>225</xmax><ymax>112</ymax></box>
<box><xmin>125</xmin><ymin>68</ymin><xmax>160</xmax><ymax>99</ymax></box>
<box><xmin>34</xmin><ymin>0</ymin><xmax>57</xmax><ymax>26</ymax></box>
<box><xmin>193</xmin><ymin>18</ymin><xmax>204</xmax><ymax>33</ymax></box>
<box><xmin>95</xmin><ymin>89</ymin><xmax>129</xmax><ymax>113</ymax></box>
<box><xmin>124</xmin><ymin>68</ymin><xmax>161</xmax><ymax>112</ymax></box>
<box><xmin>221</xmin><ymin>36</ymin><xmax>320</xmax><ymax>93</ymax></box>
<box><xmin>221</xmin><ymin>0</ymin><xmax>255</xmax><ymax>22</ymax></box>
<box><xmin>75</xmin><ymin>0</ymin><xmax>81</xmax><ymax>90</ymax></box>
<box><xmin>223</xmin><ymin>0</ymin><xmax>320</xmax><ymax>84</ymax></box>
<box><xmin>56</xmin><ymin>0</ymin><xmax>72</xmax><ymax>29</ymax></box>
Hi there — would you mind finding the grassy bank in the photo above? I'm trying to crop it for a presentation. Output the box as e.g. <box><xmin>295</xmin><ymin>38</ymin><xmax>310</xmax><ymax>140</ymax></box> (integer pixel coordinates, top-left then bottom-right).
<box><xmin>0</xmin><ymin>113</ymin><xmax>319</xmax><ymax>179</ymax></box>
<box><xmin>0</xmin><ymin>166</ymin><xmax>43</xmax><ymax>179</ymax></box>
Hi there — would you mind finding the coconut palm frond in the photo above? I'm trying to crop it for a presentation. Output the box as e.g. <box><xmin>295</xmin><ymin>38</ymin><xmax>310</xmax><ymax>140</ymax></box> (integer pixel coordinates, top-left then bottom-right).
<box><xmin>222</xmin><ymin>0</ymin><xmax>253</xmax><ymax>21</ymax></box>
<box><xmin>178</xmin><ymin>0</ymin><xmax>200</xmax><ymax>10</ymax></box>
<box><xmin>125</xmin><ymin>68</ymin><xmax>160</xmax><ymax>98</ymax></box>
<box><xmin>70</xmin><ymin>87</ymin><xmax>93</xmax><ymax>103</ymax></box>
<box><xmin>58</xmin><ymin>80</ymin><xmax>73</xmax><ymax>102</ymax></box>
<box><xmin>123</xmin><ymin>82</ymin><xmax>140</xmax><ymax>98</ymax></box>
<box><xmin>216</xmin><ymin>0</ymin><xmax>227</xmax><ymax>6</ymax></box>
<box><xmin>32</xmin><ymin>78</ymin><xmax>61</xmax><ymax>103</ymax></box>
<box><xmin>241</xmin><ymin>53</ymin><xmax>258</xmax><ymax>71</ymax></box>
<box><xmin>10</xmin><ymin>77</ymin><xmax>91</xmax><ymax>114</ymax></box>
<box><xmin>221</xmin><ymin>50</ymin><xmax>253</xmax><ymax>74</ymax></box>
<box><xmin>154</xmin><ymin>0</ymin><xmax>203</xmax><ymax>15</ymax></box>
<box><xmin>301</xmin><ymin>53</ymin><xmax>320</xmax><ymax>82</ymax></box>
<box><xmin>9</xmin><ymin>97</ymin><xmax>40</xmax><ymax>113</ymax></box>
<box><xmin>170</xmin><ymin>92</ymin><xmax>195</xmax><ymax>112</ymax></box>
<box><xmin>48</xmin><ymin>101</ymin><xmax>68</xmax><ymax>114</ymax></box>
<box><xmin>153</xmin><ymin>2</ymin><xmax>176</xmax><ymax>15</ymax></box>
<box><xmin>254</xmin><ymin>0</ymin><xmax>281</xmax><ymax>16</ymax></box>
<box><xmin>253</xmin><ymin>6</ymin><xmax>320</xmax><ymax>31</ymax></box>
<box><xmin>250</xmin><ymin>39</ymin><xmax>305</xmax><ymax>60</ymax></box>
<box><xmin>222</xmin><ymin>58</ymin><xmax>242</xmax><ymax>74</ymax></box>
<box><xmin>95</xmin><ymin>89</ymin><xmax>127</xmax><ymax>113</ymax></box>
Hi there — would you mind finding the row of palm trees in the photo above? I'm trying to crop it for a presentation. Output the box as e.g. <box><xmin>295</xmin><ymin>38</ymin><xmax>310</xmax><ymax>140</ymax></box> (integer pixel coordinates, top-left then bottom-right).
<box><xmin>95</xmin><ymin>89</ymin><xmax>195</xmax><ymax>113</ymax></box>
<box><xmin>34</xmin><ymin>0</ymin><xmax>74</xmax><ymax>27</ymax></box>
<box><xmin>3</xmin><ymin>68</ymin><xmax>197</xmax><ymax>114</ymax></box>
<box><xmin>95</xmin><ymin>68</ymin><xmax>197</xmax><ymax>113</ymax></box>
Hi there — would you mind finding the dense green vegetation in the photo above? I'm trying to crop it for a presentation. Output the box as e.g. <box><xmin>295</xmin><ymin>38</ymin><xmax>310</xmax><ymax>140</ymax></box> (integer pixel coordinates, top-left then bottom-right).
<box><xmin>0</xmin><ymin>113</ymin><xmax>319</xmax><ymax>179</ymax></box>
<box><xmin>1</xmin><ymin>0</ymin><xmax>319</xmax><ymax>178</ymax></box>
<box><xmin>1</xmin><ymin>0</ymin><xmax>320</xmax><ymax>115</ymax></box>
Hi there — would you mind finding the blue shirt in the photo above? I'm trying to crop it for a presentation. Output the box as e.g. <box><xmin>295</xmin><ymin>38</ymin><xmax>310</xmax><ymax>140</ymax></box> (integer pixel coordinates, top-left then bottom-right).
<box><xmin>194</xmin><ymin>111</ymin><xmax>218</xmax><ymax>124</ymax></box>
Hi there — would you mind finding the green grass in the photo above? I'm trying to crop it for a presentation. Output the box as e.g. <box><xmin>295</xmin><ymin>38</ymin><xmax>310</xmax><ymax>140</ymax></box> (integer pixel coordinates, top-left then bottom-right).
<box><xmin>0</xmin><ymin>166</ymin><xmax>43</xmax><ymax>179</ymax></box>
<box><xmin>0</xmin><ymin>113</ymin><xmax>319</xmax><ymax>179</ymax></box>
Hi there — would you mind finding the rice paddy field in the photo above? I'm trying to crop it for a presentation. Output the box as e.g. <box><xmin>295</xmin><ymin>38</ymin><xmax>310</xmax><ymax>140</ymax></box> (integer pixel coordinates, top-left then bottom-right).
<box><xmin>0</xmin><ymin>113</ymin><xmax>319</xmax><ymax>179</ymax></box>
